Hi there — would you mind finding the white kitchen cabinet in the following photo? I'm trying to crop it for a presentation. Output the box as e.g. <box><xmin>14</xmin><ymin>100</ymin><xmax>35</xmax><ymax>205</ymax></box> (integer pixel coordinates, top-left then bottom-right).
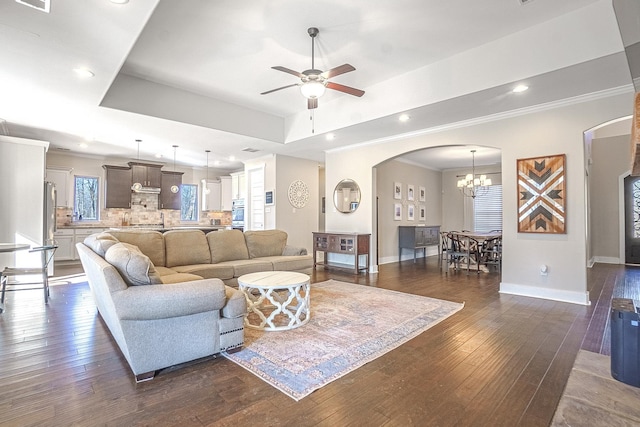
<box><xmin>53</xmin><ymin>229</ymin><xmax>75</xmax><ymax>261</ymax></box>
<box><xmin>220</xmin><ymin>176</ymin><xmax>232</xmax><ymax>211</ymax></box>
<box><xmin>230</xmin><ymin>171</ymin><xmax>246</xmax><ymax>200</ymax></box>
<box><xmin>46</xmin><ymin>168</ymin><xmax>72</xmax><ymax>208</ymax></box>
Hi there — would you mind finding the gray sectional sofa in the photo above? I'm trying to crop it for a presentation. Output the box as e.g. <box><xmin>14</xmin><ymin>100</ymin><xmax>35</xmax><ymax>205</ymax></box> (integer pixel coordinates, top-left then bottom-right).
<box><xmin>76</xmin><ymin>228</ymin><xmax>312</xmax><ymax>382</ymax></box>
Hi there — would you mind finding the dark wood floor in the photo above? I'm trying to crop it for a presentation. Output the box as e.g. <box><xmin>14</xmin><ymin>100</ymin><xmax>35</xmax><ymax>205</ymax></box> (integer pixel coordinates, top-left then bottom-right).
<box><xmin>0</xmin><ymin>259</ymin><xmax>621</xmax><ymax>426</ymax></box>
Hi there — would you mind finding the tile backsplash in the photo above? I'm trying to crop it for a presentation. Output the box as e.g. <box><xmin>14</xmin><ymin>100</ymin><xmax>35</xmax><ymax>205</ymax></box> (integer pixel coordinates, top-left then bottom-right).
<box><xmin>57</xmin><ymin>193</ymin><xmax>231</xmax><ymax>228</ymax></box>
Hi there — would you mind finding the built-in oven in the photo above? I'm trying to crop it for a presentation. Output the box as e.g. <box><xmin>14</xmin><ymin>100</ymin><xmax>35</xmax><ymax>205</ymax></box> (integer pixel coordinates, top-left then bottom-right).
<box><xmin>231</xmin><ymin>199</ymin><xmax>244</xmax><ymax>230</ymax></box>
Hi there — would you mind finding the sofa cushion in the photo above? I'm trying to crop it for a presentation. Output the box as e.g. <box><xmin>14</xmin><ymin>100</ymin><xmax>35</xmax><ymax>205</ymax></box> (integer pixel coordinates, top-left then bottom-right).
<box><xmin>105</xmin><ymin>242</ymin><xmax>163</xmax><ymax>286</ymax></box>
<box><xmin>244</xmin><ymin>230</ymin><xmax>288</xmax><ymax>258</ymax></box>
<box><xmin>206</xmin><ymin>229</ymin><xmax>249</xmax><ymax>263</ymax></box>
<box><xmin>217</xmin><ymin>259</ymin><xmax>274</xmax><ymax>277</ymax></box>
<box><xmin>172</xmin><ymin>264</ymin><xmax>235</xmax><ymax>280</ymax></box>
<box><xmin>260</xmin><ymin>255</ymin><xmax>314</xmax><ymax>271</ymax></box>
<box><xmin>160</xmin><ymin>272</ymin><xmax>205</xmax><ymax>284</ymax></box>
<box><xmin>164</xmin><ymin>229</ymin><xmax>211</xmax><ymax>268</ymax></box>
<box><xmin>84</xmin><ymin>232</ymin><xmax>119</xmax><ymax>257</ymax></box>
<box><xmin>106</xmin><ymin>230</ymin><xmax>166</xmax><ymax>267</ymax></box>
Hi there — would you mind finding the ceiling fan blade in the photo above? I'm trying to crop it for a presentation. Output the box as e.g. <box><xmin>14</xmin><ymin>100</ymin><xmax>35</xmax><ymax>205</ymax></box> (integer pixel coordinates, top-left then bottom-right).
<box><xmin>322</xmin><ymin>64</ymin><xmax>355</xmax><ymax>79</ymax></box>
<box><xmin>261</xmin><ymin>83</ymin><xmax>299</xmax><ymax>95</ymax></box>
<box><xmin>308</xmin><ymin>98</ymin><xmax>318</xmax><ymax>110</ymax></box>
<box><xmin>326</xmin><ymin>82</ymin><xmax>365</xmax><ymax>97</ymax></box>
<box><xmin>272</xmin><ymin>66</ymin><xmax>303</xmax><ymax>78</ymax></box>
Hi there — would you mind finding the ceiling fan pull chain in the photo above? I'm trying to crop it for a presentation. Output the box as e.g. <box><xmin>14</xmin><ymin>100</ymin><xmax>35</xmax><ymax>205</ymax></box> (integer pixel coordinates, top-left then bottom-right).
<box><xmin>310</xmin><ymin>109</ymin><xmax>315</xmax><ymax>133</ymax></box>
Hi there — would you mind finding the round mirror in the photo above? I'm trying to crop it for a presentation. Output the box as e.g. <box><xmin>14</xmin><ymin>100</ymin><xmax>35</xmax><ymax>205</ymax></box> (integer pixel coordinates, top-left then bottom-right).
<box><xmin>333</xmin><ymin>179</ymin><xmax>361</xmax><ymax>213</ymax></box>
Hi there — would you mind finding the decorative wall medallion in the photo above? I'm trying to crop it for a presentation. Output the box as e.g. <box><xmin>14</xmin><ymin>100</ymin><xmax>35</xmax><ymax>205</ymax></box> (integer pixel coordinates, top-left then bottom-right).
<box><xmin>288</xmin><ymin>179</ymin><xmax>309</xmax><ymax>208</ymax></box>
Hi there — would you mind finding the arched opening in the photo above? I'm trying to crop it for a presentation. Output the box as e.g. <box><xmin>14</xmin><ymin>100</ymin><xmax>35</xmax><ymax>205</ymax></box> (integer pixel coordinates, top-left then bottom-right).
<box><xmin>373</xmin><ymin>145</ymin><xmax>502</xmax><ymax>265</ymax></box>
<box><xmin>586</xmin><ymin>116</ymin><xmax>632</xmax><ymax>266</ymax></box>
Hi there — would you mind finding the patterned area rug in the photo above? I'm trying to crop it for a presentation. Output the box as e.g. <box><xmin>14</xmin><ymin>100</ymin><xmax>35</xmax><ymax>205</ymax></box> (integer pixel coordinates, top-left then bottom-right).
<box><xmin>223</xmin><ymin>279</ymin><xmax>464</xmax><ymax>401</ymax></box>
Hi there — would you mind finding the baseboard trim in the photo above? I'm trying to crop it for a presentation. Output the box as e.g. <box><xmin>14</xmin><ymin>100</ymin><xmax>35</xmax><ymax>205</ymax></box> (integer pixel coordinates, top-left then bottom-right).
<box><xmin>591</xmin><ymin>256</ymin><xmax>621</xmax><ymax>265</ymax></box>
<box><xmin>500</xmin><ymin>282</ymin><xmax>590</xmax><ymax>306</ymax></box>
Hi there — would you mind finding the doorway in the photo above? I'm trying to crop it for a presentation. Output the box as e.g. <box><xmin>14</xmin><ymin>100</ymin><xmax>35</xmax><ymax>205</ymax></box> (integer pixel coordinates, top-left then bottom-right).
<box><xmin>623</xmin><ymin>174</ymin><xmax>640</xmax><ymax>264</ymax></box>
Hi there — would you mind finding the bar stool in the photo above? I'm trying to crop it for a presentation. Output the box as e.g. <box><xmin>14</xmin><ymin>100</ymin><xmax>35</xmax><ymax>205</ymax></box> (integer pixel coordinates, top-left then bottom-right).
<box><xmin>0</xmin><ymin>245</ymin><xmax>58</xmax><ymax>313</ymax></box>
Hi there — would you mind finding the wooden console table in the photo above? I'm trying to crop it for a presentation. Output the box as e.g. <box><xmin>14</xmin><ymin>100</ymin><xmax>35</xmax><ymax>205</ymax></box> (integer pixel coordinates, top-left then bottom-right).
<box><xmin>312</xmin><ymin>232</ymin><xmax>370</xmax><ymax>274</ymax></box>
<box><xmin>399</xmin><ymin>225</ymin><xmax>441</xmax><ymax>263</ymax></box>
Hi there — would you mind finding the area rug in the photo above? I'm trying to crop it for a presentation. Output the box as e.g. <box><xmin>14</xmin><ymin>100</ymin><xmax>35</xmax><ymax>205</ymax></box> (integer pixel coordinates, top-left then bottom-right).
<box><xmin>223</xmin><ymin>279</ymin><xmax>464</xmax><ymax>401</ymax></box>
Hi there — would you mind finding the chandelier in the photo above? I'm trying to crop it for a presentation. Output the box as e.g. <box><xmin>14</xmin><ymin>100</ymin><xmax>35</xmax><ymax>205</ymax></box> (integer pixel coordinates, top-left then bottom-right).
<box><xmin>457</xmin><ymin>149</ymin><xmax>492</xmax><ymax>198</ymax></box>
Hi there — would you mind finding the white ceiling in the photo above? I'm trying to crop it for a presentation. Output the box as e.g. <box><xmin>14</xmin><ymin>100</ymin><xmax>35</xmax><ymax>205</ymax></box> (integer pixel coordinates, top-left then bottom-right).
<box><xmin>0</xmin><ymin>0</ymin><xmax>632</xmax><ymax>171</ymax></box>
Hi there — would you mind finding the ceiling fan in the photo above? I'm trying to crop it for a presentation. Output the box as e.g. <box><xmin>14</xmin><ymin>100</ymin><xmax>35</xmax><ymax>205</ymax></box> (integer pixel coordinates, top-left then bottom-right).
<box><xmin>261</xmin><ymin>27</ymin><xmax>365</xmax><ymax>110</ymax></box>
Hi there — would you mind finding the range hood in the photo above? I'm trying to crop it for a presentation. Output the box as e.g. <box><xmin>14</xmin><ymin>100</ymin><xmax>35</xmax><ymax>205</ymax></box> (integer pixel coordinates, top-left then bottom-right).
<box><xmin>131</xmin><ymin>182</ymin><xmax>161</xmax><ymax>194</ymax></box>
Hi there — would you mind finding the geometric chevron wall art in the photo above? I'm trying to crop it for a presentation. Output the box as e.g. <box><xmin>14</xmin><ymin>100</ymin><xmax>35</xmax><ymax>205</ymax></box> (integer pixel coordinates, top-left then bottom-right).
<box><xmin>517</xmin><ymin>154</ymin><xmax>566</xmax><ymax>233</ymax></box>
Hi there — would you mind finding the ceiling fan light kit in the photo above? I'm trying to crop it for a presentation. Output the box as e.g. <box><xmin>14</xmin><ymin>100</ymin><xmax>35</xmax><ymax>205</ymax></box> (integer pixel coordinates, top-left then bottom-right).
<box><xmin>262</xmin><ymin>27</ymin><xmax>364</xmax><ymax>111</ymax></box>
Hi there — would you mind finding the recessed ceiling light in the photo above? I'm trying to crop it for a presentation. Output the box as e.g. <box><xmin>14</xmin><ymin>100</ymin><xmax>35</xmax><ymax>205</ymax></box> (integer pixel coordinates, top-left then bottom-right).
<box><xmin>79</xmin><ymin>142</ymin><xmax>88</xmax><ymax>149</ymax></box>
<box><xmin>155</xmin><ymin>153</ymin><xmax>163</xmax><ymax>158</ymax></box>
<box><xmin>73</xmin><ymin>68</ymin><xmax>94</xmax><ymax>78</ymax></box>
<box><xmin>326</xmin><ymin>133</ymin><xmax>335</xmax><ymax>141</ymax></box>
<box><xmin>110</xmin><ymin>0</ymin><xmax>129</xmax><ymax>4</ymax></box>
<box><xmin>228</xmin><ymin>155</ymin><xmax>236</xmax><ymax>162</ymax></box>
<box><xmin>512</xmin><ymin>84</ymin><xmax>529</xmax><ymax>93</ymax></box>
<box><xmin>399</xmin><ymin>114</ymin><xmax>410</xmax><ymax>122</ymax></box>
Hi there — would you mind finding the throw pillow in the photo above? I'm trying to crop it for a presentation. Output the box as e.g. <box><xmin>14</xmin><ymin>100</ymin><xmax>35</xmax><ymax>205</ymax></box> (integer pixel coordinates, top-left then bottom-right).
<box><xmin>84</xmin><ymin>232</ymin><xmax>119</xmax><ymax>257</ymax></box>
<box><xmin>105</xmin><ymin>242</ymin><xmax>162</xmax><ymax>286</ymax></box>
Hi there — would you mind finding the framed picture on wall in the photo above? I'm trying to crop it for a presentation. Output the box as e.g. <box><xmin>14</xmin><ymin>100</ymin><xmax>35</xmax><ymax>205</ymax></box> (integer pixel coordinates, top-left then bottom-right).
<box><xmin>408</xmin><ymin>184</ymin><xmax>415</xmax><ymax>201</ymax></box>
<box><xmin>394</xmin><ymin>182</ymin><xmax>402</xmax><ymax>200</ymax></box>
<box><xmin>419</xmin><ymin>205</ymin><xmax>426</xmax><ymax>221</ymax></box>
<box><xmin>394</xmin><ymin>203</ymin><xmax>402</xmax><ymax>220</ymax></box>
<box><xmin>408</xmin><ymin>204</ymin><xmax>415</xmax><ymax>221</ymax></box>
<box><xmin>517</xmin><ymin>154</ymin><xmax>566</xmax><ymax>233</ymax></box>
<box><xmin>419</xmin><ymin>186</ymin><xmax>426</xmax><ymax>202</ymax></box>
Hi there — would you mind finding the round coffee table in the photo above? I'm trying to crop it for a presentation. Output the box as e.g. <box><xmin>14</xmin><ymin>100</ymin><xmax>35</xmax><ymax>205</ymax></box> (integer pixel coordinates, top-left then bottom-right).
<box><xmin>237</xmin><ymin>271</ymin><xmax>310</xmax><ymax>331</ymax></box>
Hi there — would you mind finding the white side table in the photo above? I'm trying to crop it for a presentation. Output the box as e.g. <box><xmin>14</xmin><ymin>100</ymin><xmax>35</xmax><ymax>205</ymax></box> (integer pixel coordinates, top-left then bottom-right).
<box><xmin>237</xmin><ymin>271</ymin><xmax>310</xmax><ymax>331</ymax></box>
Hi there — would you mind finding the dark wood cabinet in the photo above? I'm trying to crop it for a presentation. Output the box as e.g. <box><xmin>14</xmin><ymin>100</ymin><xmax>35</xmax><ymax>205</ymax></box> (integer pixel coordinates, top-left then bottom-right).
<box><xmin>160</xmin><ymin>171</ymin><xmax>183</xmax><ymax>210</ymax></box>
<box><xmin>399</xmin><ymin>225</ymin><xmax>440</xmax><ymax>262</ymax></box>
<box><xmin>129</xmin><ymin>162</ymin><xmax>162</xmax><ymax>188</ymax></box>
<box><xmin>312</xmin><ymin>232</ymin><xmax>370</xmax><ymax>273</ymax></box>
<box><xmin>103</xmin><ymin>165</ymin><xmax>132</xmax><ymax>208</ymax></box>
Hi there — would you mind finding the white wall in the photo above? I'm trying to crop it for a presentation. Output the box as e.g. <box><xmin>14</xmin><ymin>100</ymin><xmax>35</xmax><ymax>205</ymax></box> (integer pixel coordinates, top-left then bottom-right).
<box><xmin>275</xmin><ymin>155</ymin><xmax>320</xmax><ymax>251</ymax></box>
<box><xmin>375</xmin><ymin>159</ymin><xmax>442</xmax><ymax>263</ymax></box>
<box><xmin>0</xmin><ymin>136</ymin><xmax>48</xmax><ymax>268</ymax></box>
<box><xmin>326</xmin><ymin>91</ymin><xmax>634</xmax><ymax>305</ymax></box>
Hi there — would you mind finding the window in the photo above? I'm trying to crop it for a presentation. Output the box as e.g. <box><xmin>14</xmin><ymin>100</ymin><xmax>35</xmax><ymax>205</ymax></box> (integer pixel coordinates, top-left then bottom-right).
<box><xmin>181</xmin><ymin>184</ymin><xmax>198</xmax><ymax>221</ymax></box>
<box><xmin>74</xmin><ymin>176</ymin><xmax>99</xmax><ymax>221</ymax></box>
<box><xmin>474</xmin><ymin>184</ymin><xmax>502</xmax><ymax>232</ymax></box>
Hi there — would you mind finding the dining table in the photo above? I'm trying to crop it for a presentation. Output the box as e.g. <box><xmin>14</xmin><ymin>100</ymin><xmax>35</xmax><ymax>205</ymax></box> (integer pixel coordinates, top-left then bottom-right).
<box><xmin>447</xmin><ymin>231</ymin><xmax>502</xmax><ymax>273</ymax></box>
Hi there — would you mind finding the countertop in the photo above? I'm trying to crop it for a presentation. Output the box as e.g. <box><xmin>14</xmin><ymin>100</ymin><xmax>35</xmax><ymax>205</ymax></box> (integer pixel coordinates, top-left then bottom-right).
<box><xmin>58</xmin><ymin>224</ymin><xmax>230</xmax><ymax>231</ymax></box>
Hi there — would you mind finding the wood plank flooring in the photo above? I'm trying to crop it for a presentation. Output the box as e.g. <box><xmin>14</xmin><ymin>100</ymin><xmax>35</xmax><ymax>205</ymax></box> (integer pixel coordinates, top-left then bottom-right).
<box><xmin>0</xmin><ymin>259</ymin><xmax>622</xmax><ymax>426</ymax></box>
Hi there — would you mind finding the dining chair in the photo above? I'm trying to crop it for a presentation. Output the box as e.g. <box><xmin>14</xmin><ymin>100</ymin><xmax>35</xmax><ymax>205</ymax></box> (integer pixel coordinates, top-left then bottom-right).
<box><xmin>0</xmin><ymin>244</ymin><xmax>58</xmax><ymax>313</ymax></box>
<box><xmin>439</xmin><ymin>231</ymin><xmax>451</xmax><ymax>268</ymax></box>
<box><xmin>481</xmin><ymin>236</ymin><xmax>502</xmax><ymax>273</ymax></box>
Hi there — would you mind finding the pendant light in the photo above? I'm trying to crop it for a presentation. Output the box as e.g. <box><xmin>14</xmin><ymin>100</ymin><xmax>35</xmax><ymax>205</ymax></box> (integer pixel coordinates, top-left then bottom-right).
<box><xmin>456</xmin><ymin>149</ymin><xmax>492</xmax><ymax>198</ymax></box>
<box><xmin>131</xmin><ymin>139</ymin><xmax>143</xmax><ymax>191</ymax></box>
<box><xmin>170</xmin><ymin>145</ymin><xmax>179</xmax><ymax>194</ymax></box>
<box><xmin>203</xmin><ymin>150</ymin><xmax>211</xmax><ymax>195</ymax></box>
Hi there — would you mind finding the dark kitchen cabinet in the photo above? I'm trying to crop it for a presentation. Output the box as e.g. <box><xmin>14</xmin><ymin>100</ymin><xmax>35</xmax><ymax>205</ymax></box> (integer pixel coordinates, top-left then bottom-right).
<box><xmin>103</xmin><ymin>165</ymin><xmax>132</xmax><ymax>208</ymax></box>
<box><xmin>160</xmin><ymin>171</ymin><xmax>183</xmax><ymax>210</ymax></box>
<box><xmin>129</xmin><ymin>162</ymin><xmax>162</xmax><ymax>188</ymax></box>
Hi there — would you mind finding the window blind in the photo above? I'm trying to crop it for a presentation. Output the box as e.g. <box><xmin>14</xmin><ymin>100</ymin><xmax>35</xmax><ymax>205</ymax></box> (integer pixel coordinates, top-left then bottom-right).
<box><xmin>474</xmin><ymin>185</ymin><xmax>502</xmax><ymax>232</ymax></box>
